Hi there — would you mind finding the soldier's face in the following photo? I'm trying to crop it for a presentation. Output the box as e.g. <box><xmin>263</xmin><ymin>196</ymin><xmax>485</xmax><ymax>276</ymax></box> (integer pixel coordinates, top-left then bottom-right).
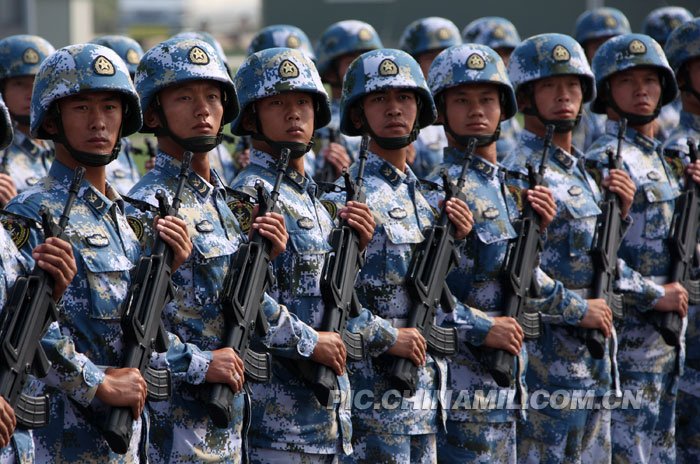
<box><xmin>443</xmin><ymin>84</ymin><xmax>501</xmax><ymax>137</ymax></box>
<box><xmin>531</xmin><ymin>75</ymin><xmax>583</xmax><ymax>121</ymax></box>
<box><xmin>608</xmin><ymin>67</ymin><xmax>661</xmax><ymax>116</ymax></box>
<box><xmin>683</xmin><ymin>58</ymin><xmax>700</xmax><ymax>112</ymax></box>
<box><xmin>494</xmin><ymin>47</ymin><xmax>513</xmax><ymax>68</ymax></box>
<box><xmin>54</xmin><ymin>91</ymin><xmax>123</xmax><ymax>155</ymax></box>
<box><xmin>358</xmin><ymin>88</ymin><xmax>418</xmax><ymax>138</ymax></box>
<box><xmin>2</xmin><ymin>76</ymin><xmax>34</xmax><ymax>119</ymax></box>
<box><xmin>584</xmin><ymin>36</ymin><xmax>613</xmax><ymax>63</ymax></box>
<box><xmin>254</xmin><ymin>91</ymin><xmax>315</xmax><ymax>143</ymax></box>
<box><xmin>153</xmin><ymin>81</ymin><xmax>224</xmax><ymax>138</ymax></box>
<box><xmin>416</xmin><ymin>49</ymin><xmax>442</xmax><ymax>78</ymax></box>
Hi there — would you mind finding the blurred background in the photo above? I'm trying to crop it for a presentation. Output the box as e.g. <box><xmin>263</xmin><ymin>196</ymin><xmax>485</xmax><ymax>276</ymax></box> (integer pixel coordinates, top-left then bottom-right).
<box><xmin>3</xmin><ymin>0</ymin><xmax>699</xmax><ymax>69</ymax></box>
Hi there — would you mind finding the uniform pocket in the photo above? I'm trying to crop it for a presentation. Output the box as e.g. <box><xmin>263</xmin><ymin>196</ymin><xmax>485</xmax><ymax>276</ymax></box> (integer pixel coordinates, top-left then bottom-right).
<box><xmin>191</xmin><ymin>227</ymin><xmax>237</xmax><ymax>305</ymax></box>
<box><xmin>641</xmin><ymin>182</ymin><xmax>677</xmax><ymax>240</ymax></box>
<box><xmin>284</xmin><ymin>229</ymin><xmax>331</xmax><ymax>297</ymax></box>
<box><xmin>562</xmin><ymin>196</ymin><xmax>601</xmax><ymax>258</ymax></box>
<box><xmin>383</xmin><ymin>221</ymin><xmax>424</xmax><ymax>285</ymax></box>
<box><xmin>472</xmin><ymin>216</ymin><xmax>517</xmax><ymax>282</ymax></box>
<box><xmin>79</xmin><ymin>243</ymin><xmax>134</xmax><ymax>320</ymax></box>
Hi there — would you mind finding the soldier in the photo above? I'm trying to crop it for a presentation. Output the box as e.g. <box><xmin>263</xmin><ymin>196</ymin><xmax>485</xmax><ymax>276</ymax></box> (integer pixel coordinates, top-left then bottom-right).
<box><xmin>314</xmin><ymin>20</ymin><xmax>383</xmax><ymax>182</ymax></box>
<box><xmin>398</xmin><ymin>17</ymin><xmax>461</xmax><ymax>178</ymax></box>
<box><xmin>170</xmin><ymin>31</ymin><xmax>238</xmax><ymax>184</ymax></box>
<box><xmin>324</xmin><ymin>47</ymin><xmax>473</xmax><ymax>463</ymax></box>
<box><xmin>4</xmin><ymin>43</ymin><xmax>191</xmax><ymax>462</ymax></box>
<box><xmin>0</xmin><ymin>35</ymin><xmax>55</xmax><ymax>201</ymax></box>
<box><xmin>503</xmin><ymin>33</ymin><xmax>636</xmax><ymax>463</ymax></box>
<box><xmin>130</xmin><ymin>37</ymin><xmax>301</xmax><ymax>463</ymax></box>
<box><xmin>462</xmin><ymin>16</ymin><xmax>523</xmax><ymax>159</ymax></box>
<box><xmin>573</xmin><ymin>7</ymin><xmax>631</xmax><ymax>151</ymax></box>
<box><xmin>642</xmin><ymin>7</ymin><xmax>694</xmax><ymax>142</ymax></box>
<box><xmin>586</xmin><ymin>33</ymin><xmax>700</xmax><ymax>463</ymax></box>
<box><xmin>229</xmin><ymin>47</ymin><xmax>380</xmax><ymax>463</ymax></box>
<box><xmin>90</xmin><ymin>35</ymin><xmax>144</xmax><ymax>195</ymax></box>
<box><xmin>662</xmin><ymin>18</ymin><xmax>700</xmax><ymax>463</ymax></box>
<box><xmin>245</xmin><ymin>24</ymin><xmax>319</xmax><ymax>179</ymax></box>
<box><xmin>424</xmin><ymin>43</ymin><xmax>564</xmax><ymax>463</ymax></box>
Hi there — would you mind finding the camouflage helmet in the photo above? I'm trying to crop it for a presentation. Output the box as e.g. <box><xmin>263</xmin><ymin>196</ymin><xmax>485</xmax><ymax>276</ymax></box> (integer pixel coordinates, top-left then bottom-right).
<box><xmin>90</xmin><ymin>35</ymin><xmax>144</xmax><ymax>76</ymax></box>
<box><xmin>591</xmin><ymin>33</ymin><xmax>678</xmax><ymax>113</ymax></box>
<box><xmin>247</xmin><ymin>25</ymin><xmax>315</xmax><ymax>61</ymax></box>
<box><xmin>508</xmin><ymin>33</ymin><xmax>595</xmax><ymax>103</ymax></box>
<box><xmin>0</xmin><ymin>96</ymin><xmax>13</xmax><ymax>150</ymax></box>
<box><xmin>574</xmin><ymin>7</ymin><xmax>631</xmax><ymax>44</ymax></box>
<box><xmin>399</xmin><ymin>17</ymin><xmax>462</xmax><ymax>57</ymax></box>
<box><xmin>642</xmin><ymin>7</ymin><xmax>693</xmax><ymax>45</ymax></box>
<box><xmin>315</xmin><ymin>20</ymin><xmax>383</xmax><ymax>77</ymax></box>
<box><xmin>428</xmin><ymin>44</ymin><xmax>517</xmax><ymax>119</ymax></box>
<box><xmin>340</xmin><ymin>48</ymin><xmax>437</xmax><ymax>137</ymax></box>
<box><xmin>665</xmin><ymin>18</ymin><xmax>700</xmax><ymax>74</ymax></box>
<box><xmin>462</xmin><ymin>17</ymin><xmax>521</xmax><ymax>50</ymax></box>
<box><xmin>31</xmin><ymin>43</ymin><xmax>142</xmax><ymax>139</ymax></box>
<box><xmin>231</xmin><ymin>47</ymin><xmax>330</xmax><ymax>136</ymax></box>
<box><xmin>171</xmin><ymin>31</ymin><xmax>230</xmax><ymax>75</ymax></box>
<box><xmin>134</xmin><ymin>37</ymin><xmax>238</xmax><ymax>133</ymax></box>
<box><xmin>0</xmin><ymin>35</ymin><xmax>55</xmax><ymax>81</ymax></box>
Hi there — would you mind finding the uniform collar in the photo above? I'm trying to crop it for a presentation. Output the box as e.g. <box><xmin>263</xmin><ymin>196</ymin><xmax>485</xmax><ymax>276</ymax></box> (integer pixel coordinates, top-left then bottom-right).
<box><xmin>679</xmin><ymin>111</ymin><xmax>700</xmax><ymax>133</ymax></box>
<box><xmin>13</xmin><ymin>130</ymin><xmax>48</xmax><ymax>159</ymax></box>
<box><xmin>605</xmin><ymin>119</ymin><xmax>658</xmax><ymax>154</ymax></box>
<box><xmin>250</xmin><ymin>147</ymin><xmax>315</xmax><ymax>194</ymax></box>
<box><xmin>155</xmin><ymin>150</ymin><xmax>217</xmax><ymax>200</ymax></box>
<box><xmin>520</xmin><ymin>129</ymin><xmax>581</xmax><ymax>173</ymax></box>
<box><xmin>48</xmin><ymin>159</ymin><xmax>123</xmax><ymax>218</ymax></box>
<box><xmin>364</xmin><ymin>150</ymin><xmax>415</xmax><ymax>190</ymax></box>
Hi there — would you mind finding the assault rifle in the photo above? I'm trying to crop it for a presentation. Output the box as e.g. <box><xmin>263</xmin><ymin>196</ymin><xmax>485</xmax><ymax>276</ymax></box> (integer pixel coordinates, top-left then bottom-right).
<box><xmin>103</xmin><ymin>152</ymin><xmax>192</xmax><ymax>453</ymax></box>
<box><xmin>0</xmin><ymin>166</ymin><xmax>85</xmax><ymax>429</ymax></box>
<box><xmin>387</xmin><ymin>139</ymin><xmax>479</xmax><ymax>396</ymax></box>
<box><xmin>489</xmin><ymin>125</ymin><xmax>555</xmax><ymax>388</ymax></box>
<box><xmin>205</xmin><ymin>149</ymin><xmax>292</xmax><ymax>427</ymax></box>
<box><xmin>651</xmin><ymin>138</ymin><xmax>700</xmax><ymax>346</ymax></box>
<box><xmin>585</xmin><ymin>119</ymin><xmax>627</xmax><ymax>358</ymax></box>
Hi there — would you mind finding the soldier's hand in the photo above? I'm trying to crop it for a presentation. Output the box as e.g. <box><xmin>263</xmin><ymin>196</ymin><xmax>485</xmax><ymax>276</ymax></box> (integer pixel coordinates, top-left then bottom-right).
<box><xmin>252</xmin><ymin>211</ymin><xmax>287</xmax><ymax>260</ymax></box>
<box><xmin>0</xmin><ymin>173</ymin><xmax>17</xmax><ymax>205</ymax></box>
<box><xmin>580</xmin><ymin>299</ymin><xmax>613</xmax><ymax>337</ymax></box>
<box><xmin>341</xmin><ymin>201</ymin><xmax>375</xmax><ymax>250</ymax></box>
<box><xmin>603</xmin><ymin>169</ymin><xmax>636</xmax><ymax>218</ymax></box>
<box><xmin>323</xmin><ymin>142</ymin><xmax>351</xmax><ymax>176</ymax></box>
<box><xmin>0</xmin><ymin>396</ymin><xmax>16</xmax><ymax>448</ymax></box>
<box><xmin>154</xmin><ymin>215</ymin><xmax>192</xmax><ymax>271</ymax></box>
<box><xmin>483</xmin><ymin>317</ymin><xmax>524</xmax><ymax>355</ymax></box>
<box><xmin>96</xmin><ymin>368</ymin><xmax>147</xmax><ymax>420</ymax></box>
<box><xmin>442</xmin><ymin>198</ymin><xmax>473</xmax><ymax>240</ymax></box>
<box><xmin>385</xmin><ymin>328</ymin><xmax>427</xmax><ymax>367</ymax></box>
<box><xmin>235</xmin><ymin>149</ymin><xmax>251</xmax><ymax>169</ymax></box>
<box><xmin>525</xmin><ymin>185</ymin><xmax>556</xmax><ymax>231</ymax></box>
<box><xmin>654</xmin><ymin>282</ymin><xmax>689</xmax><ymax>317</ymax></box>
<box><xmin>311</xmin><ymin>332</ymin><xmax>346</xmax><ymax>376</ymax></box>
<box><xmin>685</xmin><ymin>158</ymin><xmax>700</xmax><ymax>185</ymax></box>
<box><xmin>206</xmin><ymin>348</ymin><xmax>245</xmax><ymax>393</ymax></box>
<box><xmin>33</xmin><ymin>237</ymin><xmax>77</xmax><ymax>300</ymax></box>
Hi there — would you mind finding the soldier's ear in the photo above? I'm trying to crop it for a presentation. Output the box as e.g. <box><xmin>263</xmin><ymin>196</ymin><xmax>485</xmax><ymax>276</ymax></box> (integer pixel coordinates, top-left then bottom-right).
<box><xmin>350</xmin><ymin>105</ymin><xmax>363</xmax><ymax>130</ymax></box>
<box><xmin>241</xmin><ymin>108</ymin><xmax>256</xmax><ymax>133</ymax></box>
<box><xmin>42</xmin><ymin>106</ymin><xmax>59</xmax><ymax>136</ymax></box>
<box><xmin>143</xmin><ymin>104</ymin><xmax>161</xmax><ymax>130</ymax></box>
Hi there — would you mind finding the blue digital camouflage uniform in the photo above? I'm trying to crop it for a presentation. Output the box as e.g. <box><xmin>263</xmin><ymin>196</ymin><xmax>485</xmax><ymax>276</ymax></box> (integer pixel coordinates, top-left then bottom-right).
<box><xmin>0</xmin><ymin>226</ymin><xmax>33</xmax><ymax>463</ymax></box>
<box><xmin>504</xmin><ymin>130</ymin><xmax>616</xmax><ymax>463</ymax></box>
<box><xmin>663</xmin><ymin>18</ymin><xmax>700</xmax><ymax>462</ymax></box>
<box><xmin>6</xmin><ymin>159</ymin><xmax>145</xmax><ymax>463</ymax></box>
<box><xmin>208</xmin><ymin>143</ymin><xmax>237</xmax><ymax>187</ymax></box>
<box><xmin>105</xmin><ymin>138</ymin><xmax>141</xmax><ymax>195</ymax></box>
<box><xmin>1</xmin><ymin>129</ymin><xmax>51</xmax><ymax>192</ymax></box>
<box><xmin>127</xmin><ymin>151</ymin><xmax>312</xmax><ymax>463</ymax></box>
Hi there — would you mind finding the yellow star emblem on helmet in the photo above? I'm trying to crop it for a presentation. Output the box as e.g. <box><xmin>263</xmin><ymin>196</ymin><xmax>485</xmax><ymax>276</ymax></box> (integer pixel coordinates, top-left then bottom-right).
<box><xmin>188</xmin><ymin>46</ymin><xmax>210</xmax><ymax>65</ymax></box>
<box><xmin>379</xmin><ymin>58</ymin><xmax>398</xmax><ymax>76</ymax></box>
<box><xmin>279</xmin><ymin>59</ymin><xmax>300</xmax><ymax>78</ymax></box>
<box><xmin>93</xmin><ymin>56</ymin><xmax>115</xmax><ymax>75</ymax></box>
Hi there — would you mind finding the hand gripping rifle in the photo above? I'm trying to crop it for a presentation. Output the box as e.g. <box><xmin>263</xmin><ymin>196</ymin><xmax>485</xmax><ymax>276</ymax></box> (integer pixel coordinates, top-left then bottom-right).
<box><xmin>205</xmin><ymin>149</ymin><xmax>291</xmax><ymax>427</ymax></box>
<box><xmin>103</xmin><ymin>152</ymin><xmax>192</xmax><ymax>453</ymax></box>
<box><xmin>387</xmin><ymin>139</ymin><xmax>478</xmax><ymax>396</ymax></box>
<box><xmin>650</xmin><ymin>138</ymin><xmax>700</xmax><ymax>346</ymax></box>
<box><xmin>0</xmin><ymin>167</ymin><xmax>85</xmax><ymax>429</ymax></box>
<box><xmin>585</xmin><ymin>119</ymin><xmax>627</xmax><ymax>358</ymax></box>
<box><xmin>489</xmin><ymin>125</ymin><xmax>555</xmax><ymax>388</ymax></box>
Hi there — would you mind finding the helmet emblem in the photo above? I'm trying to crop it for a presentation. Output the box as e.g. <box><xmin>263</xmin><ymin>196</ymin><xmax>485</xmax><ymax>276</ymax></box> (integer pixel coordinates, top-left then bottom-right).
<box><xmin>628</xmin><ymin>39</ymin><xmax>646</xmax><ymax>54</ymax></box>
<box><xmin>279</xmin><ymin>59</ymin><xmax>299</xmax><ymax>78</ymax></box>
<box><xmin>22</xmin><ymin>48</ymin><xmax>39</xmax><ymax>64</ymax></box>
<box><xmin>93</xmin><ymin>56</ymin><xmax>115</xmax><ymax>75</ymax></box>
<box><xmin>378</xmin><ymin>58</ymin><xmax>398</xmax><ymax>76</ymax></box>
<box><xmin>669</xmin><ymin>18</ymin><xmax>682</xmax><ymax>29</ymax></box>
<box><xmin>437</xmin><ymin>27</ymin><xmax>452</xmax><ymax>41</ymax></box>
<box><xmin>286</xmin><ymin>35</ymin><xmax>301</xmax><ymax>48</ymax></box>
<box><xmin>604</xmin><ymin>16</ymin><xmax>617</xmax><ymax>28</ymax></box>
<box><xmin>126</xmin><ymin>48</ymin><xmax>140</xmax><ymax>65</ymax></box>
<box><xmin>358</xmin><ymin>28</ymin><xmax>373</xmax><ymax>42</ymax></box>
<box><xmin>552</xmin><ymin>45</ymin><xmax>571</xmax><ymax>62</ymax></box>
<box><xmin>493</xmin><ymin>26</ymin><xmax>506</xmax><ymax>39</ymax></box>
<box><xmin>188</xmin><ymin>46</ymin><xmax>210</xmax><ymax>65</ymax></box>
<box><xmin>466</xmin><ymin>53</ymin><xmax>485</xmax><ymax>70</ymax></box>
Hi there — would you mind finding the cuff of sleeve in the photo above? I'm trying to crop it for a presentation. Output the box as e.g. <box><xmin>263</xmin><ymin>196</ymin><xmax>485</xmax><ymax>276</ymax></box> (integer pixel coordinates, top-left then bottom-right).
<box><xmin>562</xmin><ymin>290</ymin><xmax>588</xmax><ymax>326</ymax></box>
<box><xmin>186</xmin><ymin>349</ymin><xmax>213</xmax><ymax>385</ymax></box>
<box><xmin>74</xmin><ymin>365</ymin><xmax>106</xmax><ymax>407</ymax></box>
<box><xmin>298</xmin><ymin>327</ymin><xmax>319</xmax><ymax>358</ymax></box>
<box><xmin>462</xmin><ymin>313</ymin><xmax>494</xmax><ymax>347</ymax></box>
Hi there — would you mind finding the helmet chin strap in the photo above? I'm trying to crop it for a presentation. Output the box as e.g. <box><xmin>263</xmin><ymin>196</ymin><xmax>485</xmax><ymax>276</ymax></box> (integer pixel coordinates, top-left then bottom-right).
<box><xmin>154</xmin><ymin>102</ymin><xmax>222</xmax><ymax>153</ymax></box>
<box><xmin>54</xmin><ymin>107</ymin><xmax>122</xmax><ymax>167</ymax></box>
<box><xmin>250</xmin><ymin>111</ymin><xmax>313</xmax><ymax>159</ymax></box>
<box><xmin>604</xmin><ymin>81</ymin><xmax>661</xmax><ymax>127</ymax></box>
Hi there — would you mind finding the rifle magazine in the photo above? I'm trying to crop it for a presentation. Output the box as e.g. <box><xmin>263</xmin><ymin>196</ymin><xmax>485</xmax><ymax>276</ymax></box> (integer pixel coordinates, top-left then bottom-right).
<box><xmin>243</xmin><ymin>350</ymin><xmax>271</xmax><ymax>383</ymax></box>
<box><xmin>426</xmin><ymin>325</ymin><xmax>457</xmax><ymax>357</ymax></box>
<box><xmin>519</xmin><ymin>311</ymin><xmax>542</xmax><ymax>339</ymax></box>
<box><xmin>16</xmin><ymin>393</ymin><xmax>49</xmax><ymax>429</ymax></box>
<box><xmin>686</xmin><ymin>280</ymin><xmax>700</xmax><ymax>306</ymax></box>
<box><xmin>609</xmin><ymin>293</ymin><xmax>624</xmax><ymax>319</ymax></box>
<box><xmin>342</xmin><ymin>331</ymin><xmax>364</xmax><ymax>361</ymax></box>
<box><xmin>145</xmin><ymin>366</ymin><xmax>171</xmax><ymax>401</ymax></box>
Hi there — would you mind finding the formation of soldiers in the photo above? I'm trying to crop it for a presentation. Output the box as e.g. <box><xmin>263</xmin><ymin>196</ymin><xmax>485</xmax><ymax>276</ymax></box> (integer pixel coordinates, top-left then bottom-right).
<box><xmin>0</xmin><ymin>4</ymin><xmax>698</xmax><ymax>464</ymax></box>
